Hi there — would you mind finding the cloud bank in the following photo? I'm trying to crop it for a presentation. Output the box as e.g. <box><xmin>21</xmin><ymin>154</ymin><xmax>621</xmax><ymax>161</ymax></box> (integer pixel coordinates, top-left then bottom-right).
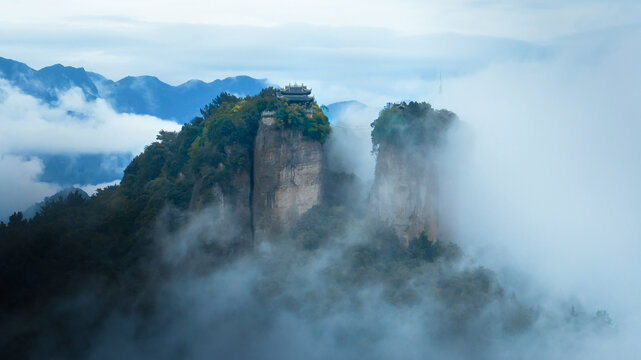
<box><xmin>432</xmin><ymin>22</ymin><xmax>641</xmax><ymax>357</ymax></box>
<box><xmin>17</xmin><ymin>199</ymin><xmax>613</xmax><ymax>360</ymax></box>
<box><xmin>0</xmin><ymin>80</ymin><xmax>181</xmax><ymax>219</ymax></box>
<box><xmin>0</xmin><ymin>155</ymin><xmax>59</xmax><ymax>221</ymax></box>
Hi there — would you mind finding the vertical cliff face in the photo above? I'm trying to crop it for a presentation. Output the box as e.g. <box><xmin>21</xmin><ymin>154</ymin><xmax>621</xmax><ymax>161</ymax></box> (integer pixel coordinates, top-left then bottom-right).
<box><xmin>368</xmin><ymin>102</ymin><xmax>455</xmax><ymax>245</ymax></box>
<box><xmin>369</xmin><ymin>143</ymin><xmax>440</xmax><ymax>245</ymax></box>
<box><xmin>252</xmin><ymin>113</ymin><xmax>324</xmax><ymax>241</ymax></box>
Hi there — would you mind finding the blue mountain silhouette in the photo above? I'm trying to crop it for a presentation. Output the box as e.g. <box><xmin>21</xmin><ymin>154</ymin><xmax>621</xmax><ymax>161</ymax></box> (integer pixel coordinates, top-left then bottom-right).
<box><xmin>0</xmin><ymin>57</ymin><xmax>271</xmax><ymax>123</ymax></box>
<box><xmin>0</xmin><ymin>57</ymin><xmax>274</xmax><ymax>186</ymax></box>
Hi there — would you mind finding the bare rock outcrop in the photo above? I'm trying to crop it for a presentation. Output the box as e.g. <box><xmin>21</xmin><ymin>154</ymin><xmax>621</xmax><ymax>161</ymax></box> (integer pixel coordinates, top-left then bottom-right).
<box><xmin>252</xmin><ymin>113</ymin><xmax>324</xmax><ymax>241</ymax></box>
<box><xmin>368</xmin><ymin>143</ymin><xmax>439</xmax><ymax>245</ymax></box>
<box><xmin>368</xmin><ymin>102</ymin><xmax>455</xmax><ymax>245</ymax></box>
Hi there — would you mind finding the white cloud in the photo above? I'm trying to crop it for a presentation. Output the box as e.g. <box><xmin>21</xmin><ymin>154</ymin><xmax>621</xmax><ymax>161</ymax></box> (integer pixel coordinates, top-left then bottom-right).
<box><xmin>0</xmin><ymin>80</ymin><xmax>181</xmax><ymax>155</ymax></box>
<box><xmin>0</xmin><ymin>80</ymin><xmax>181</xmax><ymax>218</ymax></box>
<box><xmin>433</xmin><ymin>23</ymin><xmax>641</xmax><ymax>355</ymax></box>
<box><xmin>325</xmin><ymin>103</ymin><xmax>378</xmax><ymax>182</ymax></box>
<box><xmin>79</xmin><ymin>179</ymin><xmax>120</xmax><ymax>196</ymax></box>
<box><xmin>0</xmin><ymin>155</ymin><xmax>59</xmax><ymax>220</ymax></box>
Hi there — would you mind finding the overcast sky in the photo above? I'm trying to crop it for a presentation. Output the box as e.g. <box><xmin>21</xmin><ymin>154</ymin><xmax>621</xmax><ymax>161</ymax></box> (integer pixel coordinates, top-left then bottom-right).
<box><xmin>1</xmin><ymin>0</ymin><xmax>639</xmax><ymax>105</ymax></box>
<box><xmin>3</xmin><ymin>0</ymin><xmax>639</xmax><ymax>39</ymax></box>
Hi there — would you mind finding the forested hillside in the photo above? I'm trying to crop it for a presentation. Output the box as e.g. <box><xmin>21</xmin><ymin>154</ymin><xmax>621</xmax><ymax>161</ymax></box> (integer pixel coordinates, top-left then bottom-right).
<box><xmin>0</xmin><ymin>88</ymin><xmax>330</xmax><ymax>311</ymax></box>
<box><xmin>0</xmin><ymin>95</ymin><xmax>606</xmax><ymax>360</ymax></box>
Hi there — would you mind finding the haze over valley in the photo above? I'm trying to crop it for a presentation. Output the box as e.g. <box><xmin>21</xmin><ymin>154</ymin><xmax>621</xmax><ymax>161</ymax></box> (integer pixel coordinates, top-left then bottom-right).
<box><xmin>1</xmin><ymin>1</ymin><xmax>640</xmax><ymax>359</ymax></box>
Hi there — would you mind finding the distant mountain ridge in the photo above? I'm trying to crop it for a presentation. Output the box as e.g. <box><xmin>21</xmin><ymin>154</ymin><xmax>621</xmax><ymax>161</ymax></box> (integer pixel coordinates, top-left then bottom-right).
<box><xmin>0</xmin><ymin>57</ymin><xmax>271</xmax><ymax>123</ymax></box>
<box><xmin>0</xmin><ymin>56</ymin><xmax>362</xmax><ymax>189</ymax></box>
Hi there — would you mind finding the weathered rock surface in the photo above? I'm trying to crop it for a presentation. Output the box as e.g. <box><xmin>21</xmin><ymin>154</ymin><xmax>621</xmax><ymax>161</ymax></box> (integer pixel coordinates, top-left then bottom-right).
<box><xmin>368</xmin><ymin>102</ymin><xmax>456</xmax><ymax>245</ymax></box>
<box><xmin>252</xmin><ymin>116</ymin><xmax>324</xmax><ymax>241</ymax></box>
<box><xmin>368</xmin><ymin>142</ymin><xmax>440</xmax><ymax>245</ymax></box>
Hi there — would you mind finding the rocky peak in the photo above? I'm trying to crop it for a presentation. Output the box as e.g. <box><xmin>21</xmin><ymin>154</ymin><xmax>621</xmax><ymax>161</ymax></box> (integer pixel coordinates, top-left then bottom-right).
<box><xmin>368</xmin><ymin>102</ymin><xmax>456</xmax><ymax>245</ymax></box>
<box><xmin>252</xmin><ymin>111</ymin><xmax>325</xmax><ymax>242</ymax></box>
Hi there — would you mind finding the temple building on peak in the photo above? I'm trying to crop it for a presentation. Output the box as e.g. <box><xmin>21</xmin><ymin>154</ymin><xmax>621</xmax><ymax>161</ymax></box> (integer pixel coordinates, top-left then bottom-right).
<box><xmin>277</xmin><ymin>83</ymin><xmax>314</xmax><ymax>105</ymax></box>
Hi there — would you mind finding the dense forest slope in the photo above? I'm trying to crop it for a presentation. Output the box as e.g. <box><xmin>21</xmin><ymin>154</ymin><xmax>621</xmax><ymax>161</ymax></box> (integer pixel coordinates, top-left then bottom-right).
<box><xmin>0</xmin><ymin>88</ymin><xmax>331</xmax><ymax>313</ymax></box>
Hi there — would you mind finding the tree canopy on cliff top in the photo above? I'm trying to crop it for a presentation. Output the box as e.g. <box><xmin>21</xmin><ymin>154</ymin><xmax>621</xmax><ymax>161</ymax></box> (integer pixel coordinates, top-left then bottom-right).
<box><xmin>370</xmin><ymin>101</ymin><xmax>456</xmax><ymax>152</ymax></box>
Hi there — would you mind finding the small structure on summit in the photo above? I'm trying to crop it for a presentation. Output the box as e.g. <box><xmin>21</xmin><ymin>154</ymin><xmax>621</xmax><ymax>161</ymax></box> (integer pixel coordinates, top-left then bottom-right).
<box><xmin>277</xmin><ymin>83</ymin><xmax>314</xmax><ymax>104</ymax></box>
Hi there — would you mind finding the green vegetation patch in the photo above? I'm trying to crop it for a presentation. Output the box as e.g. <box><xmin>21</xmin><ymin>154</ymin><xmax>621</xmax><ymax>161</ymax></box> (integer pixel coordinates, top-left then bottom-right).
<box><xmin>274</xmin><ymin>102</ymin><xmax>331</xmax><ymax>142</ymax></box>
<box><xmin>0</xmin><ymin>88</ymin><xmax>332</xmax><ymax>312</ymax></box>
<box><xmin>371</xmin><ymin>101</ymin><xmax>456</xmax><ymax>151</ymax></box>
